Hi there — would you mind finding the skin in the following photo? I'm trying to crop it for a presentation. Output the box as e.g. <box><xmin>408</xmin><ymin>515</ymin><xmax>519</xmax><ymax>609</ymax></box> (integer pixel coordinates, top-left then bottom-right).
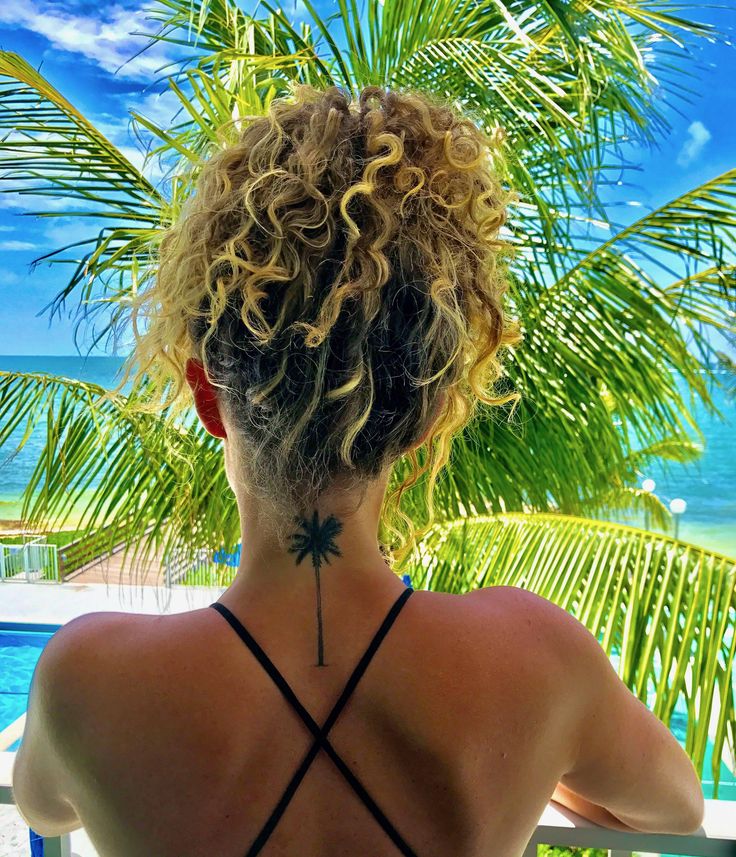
<box><xmin>15</xmin><ymin>358</ymin><xmax>704</xmax><ymax>857</ymax></box>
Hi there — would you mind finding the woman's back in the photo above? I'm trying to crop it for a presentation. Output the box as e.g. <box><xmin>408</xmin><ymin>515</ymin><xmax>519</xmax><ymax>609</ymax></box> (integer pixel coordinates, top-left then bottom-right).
<box><xmin>58</xmin><ymin>582</ymin><xmax>579</xmax><ymax>857</ymax></box>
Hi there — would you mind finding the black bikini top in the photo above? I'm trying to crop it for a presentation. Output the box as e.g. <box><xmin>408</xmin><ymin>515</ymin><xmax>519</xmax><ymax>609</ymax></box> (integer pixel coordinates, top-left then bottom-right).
<box><xmin>209</xmin><ymin>586</ymin><xmax>417</xmax><ymax>856</ymax></box>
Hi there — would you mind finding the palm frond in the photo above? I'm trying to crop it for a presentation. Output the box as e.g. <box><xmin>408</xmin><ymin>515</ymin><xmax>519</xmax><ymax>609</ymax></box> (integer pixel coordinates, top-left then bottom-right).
<box><xmin>130</xmin><ymin>55</ymin><xmax>303</xmax><ymax>175</ymax></box>
<box><xmin>0</xmin><ymin>52</ymin><xmax>162</xmax><ymax>213</ymax></box>
<box><xmin>142</xmin><ymin>0</ymin><xmax>716</xmax><ymax>261</ymax></box>
<box><xmin>558</xmin><ymin>169</ymin><xmax>736</xmax><ymax>290</ymax></box>
<box><xmin>0</xmin><ymin>371</ymin><xmax>238</xmax><ymax>576</ymax></box>
<box><xmin>0</xmin><ymin>52</ymin><xmax>169</xmax><ymax>350</ymax></box>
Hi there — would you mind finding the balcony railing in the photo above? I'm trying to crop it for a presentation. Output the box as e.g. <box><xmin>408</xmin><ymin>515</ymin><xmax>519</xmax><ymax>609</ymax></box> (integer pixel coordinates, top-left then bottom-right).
<box><xmin>2</xmin><ymin>751</ymin><xmax>734</xmax><ymax>857</ymax></box>
<box><xmin>0</xmin><ymin>538</ymin><xmax>59</xmax><ymax>582</ymax></box>
<box><xmin>522</xmin><ymin>799</ymin><xmax>736</xmax><ymax>856</ymax></box>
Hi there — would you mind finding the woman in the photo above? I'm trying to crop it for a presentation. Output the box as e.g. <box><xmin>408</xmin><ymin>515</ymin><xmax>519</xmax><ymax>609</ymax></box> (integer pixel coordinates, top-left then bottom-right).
<box><xmin>13</xmin><ymin>84</ymin><xmax>704</xmax><ymax>856</ymax></box>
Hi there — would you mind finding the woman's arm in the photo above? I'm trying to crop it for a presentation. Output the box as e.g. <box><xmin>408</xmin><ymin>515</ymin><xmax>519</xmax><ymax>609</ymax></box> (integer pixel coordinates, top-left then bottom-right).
<box><xmin>550</xmin><ymin>782</ymin><xmax>640</xmax><ymax>832</ymax></box>
<box><xmin>509</xmin><ymin>588</ymin><xmax>705</xmax><ymax>835</ymax></box>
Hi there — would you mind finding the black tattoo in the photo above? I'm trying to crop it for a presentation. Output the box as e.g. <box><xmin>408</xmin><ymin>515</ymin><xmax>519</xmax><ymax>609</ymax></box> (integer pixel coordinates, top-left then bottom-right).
<box><xmin>288</xmin><ymin>510</ymin><xmax>343</xmax><ymax>667</ymax></box>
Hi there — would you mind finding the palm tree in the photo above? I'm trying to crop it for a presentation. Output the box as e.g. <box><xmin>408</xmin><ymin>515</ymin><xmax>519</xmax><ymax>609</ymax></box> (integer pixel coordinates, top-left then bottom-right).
<box><xmin>0</xmin><ymin>0</ymin><xmax>734</xmax><ymax>791</ymax></box>
<box><xmin>288</xmin><ymin>511</ymin><xmax>344</xmax><ymax>666</ymax></box>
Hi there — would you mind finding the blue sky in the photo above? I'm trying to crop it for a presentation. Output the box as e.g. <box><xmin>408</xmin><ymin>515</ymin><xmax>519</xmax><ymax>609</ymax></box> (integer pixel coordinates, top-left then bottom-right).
<box><xmin>0</xmin><ymin>1</ymin><xmax>734</xmax><ymax>356</ymax></box>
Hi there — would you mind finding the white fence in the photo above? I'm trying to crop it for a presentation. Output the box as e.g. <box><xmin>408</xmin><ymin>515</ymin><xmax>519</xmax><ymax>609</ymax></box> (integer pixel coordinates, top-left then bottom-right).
<box><xmin>0</xmin><ymin>538</ymin><xmax>59</xmax><ymax>582</ymax></box>
<box><xmin>0</xmin><ymin>534</ymin><xmax>227</xmax><ymax>587</ymax></box>
<box><xmin>163</xmin><ymin>543</ymin><xmax>219</xmax><ymax>587</ymax></box>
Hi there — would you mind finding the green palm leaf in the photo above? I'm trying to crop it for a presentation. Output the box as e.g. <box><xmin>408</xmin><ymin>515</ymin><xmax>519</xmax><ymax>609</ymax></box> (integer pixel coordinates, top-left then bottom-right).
<box><xmin>556</xmin><ymin>169</ymin><xmax>736</xmax><ymax>287</ymax></box>
<box><xmin>0</xmin><ymin>371</ymin><xmax>239</xmax><ymax>577</ymax></box>
<box><xmin>0</xmin><ymin>52</ymin><xmax>168</xmax><ymax>350</ymax></box>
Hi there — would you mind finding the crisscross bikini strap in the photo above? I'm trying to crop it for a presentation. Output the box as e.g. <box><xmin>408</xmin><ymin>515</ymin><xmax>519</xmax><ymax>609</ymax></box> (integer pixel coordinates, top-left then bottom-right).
<box><xmin>209</xmin><ymin>587</ymin><xmax>417</xmax><ymax>857</ymax></box>
<box><xmin>321</xmin><ymin>586</ymin><xmax>414</xmax><ymax>733</ymax></box>
<box><xmin>209</xmin><ymin>601</ymin><xmax>322</xmax><ymax>739</ymax></box>
<box><xmin>210</xmin><ymin>587</ymin><xmax>413</xmax><ymax>739</ymax></box>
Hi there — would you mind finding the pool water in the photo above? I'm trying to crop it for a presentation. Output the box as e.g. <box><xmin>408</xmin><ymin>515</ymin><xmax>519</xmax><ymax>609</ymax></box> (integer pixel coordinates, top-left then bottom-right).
<box><xmin>0</xmin><ymin>622</ymin><xmax>60</xmax><ymax>752</ymax></box>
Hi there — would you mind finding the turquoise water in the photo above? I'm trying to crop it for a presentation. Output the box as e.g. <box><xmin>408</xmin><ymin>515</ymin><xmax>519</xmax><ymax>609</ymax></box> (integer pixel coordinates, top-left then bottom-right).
<box><xmin>612</xmin><ymin>373</ymin><xmax>736</xmax><ymax>558</ymax></box>
<box><xmin>0</xmin><ymin>624</ymin><xmax>60</xmax><ymax>752</ymax></box>
<box><xmin>0</xmin><ymin>355</ymin><xmax>130</xmax><ymax>518</ymax></box>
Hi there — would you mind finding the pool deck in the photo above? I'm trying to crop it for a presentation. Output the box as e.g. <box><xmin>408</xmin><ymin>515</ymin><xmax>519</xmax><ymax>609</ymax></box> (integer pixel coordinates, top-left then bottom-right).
<box><xmin>0</xmin><ymin>580</ymin><xmax>226</xmax><ymax>625</ymax></box>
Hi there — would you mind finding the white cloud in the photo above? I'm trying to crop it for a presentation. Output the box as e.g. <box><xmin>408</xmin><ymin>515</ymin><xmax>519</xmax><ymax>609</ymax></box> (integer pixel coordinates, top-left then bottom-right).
<box><xmin>0</xmin><ymin>226</ymin><xmax>15</xmax><ymax>232</ymax></box>
<box><xmin>0</xmin><ymin>271</ymin><xmax>21</xmax><ymax>286</ymax></box>
<box><xmin>0</xmin><ymin>240</ymin><xmax>37</xmax><ymax>250</ymax></box>
<box><xmin>129</xmin><ymin>89</ymin><xmax>183</xmax><ymax>127</ymax></box>
<box><xmin>677</xmin><ymin>120</ymin><xmax>712</xmax><ymax>167</ymax></box>
<box><xmin>0</xmin><ymin>0</ymin><xmax>174</xmax><ymax>81</ymax></box>
<box><xmin>42</xmin><ymin>218</ymin><xmax>99</xmax><ymax>248</ymax></box>
<box><xmin>0</xmin><ymin>195</ymin><xmax>96</xmax><ymax>212</ymax></box>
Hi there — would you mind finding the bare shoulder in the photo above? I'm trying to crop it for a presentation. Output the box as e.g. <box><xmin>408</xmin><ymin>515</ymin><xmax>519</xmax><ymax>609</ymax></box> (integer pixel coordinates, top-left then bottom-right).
<box><xmin>40</xmin><ymin>611</ymin><xmax>196</xmax><ymax>752</ymax></box>
<box><xmin>462</xmin><ymin>586</ymin><xmax>601</xmax><ymax>684</ymax></box>
<box><xmin>468</xmin><ymin>586</ymin><xmax>628</xmax><ymax>715</ymax></box>
<box><xmin>23</xmin><ymin>612</ymin><xmax>151</xmax><ymax>769</ymax></box>
<box><xmin>43</xmin><ymin>611</ymin><xmax>143</xmax><ymax>662</ymax></box>
<box><xmin>50</xmin><ymin>610</ymin><xmax>158</xmax><ymax>653</ymax></box>
<box><xmin>505</xmin><ymin>586</ymin><xmax>615</xmax><ymax>661</ymax></box>
<box><xmin>465</xmin><ymin>585</ymin><xmax>583</xmax><ymax>637</ymax></box>
<box><xmin>41</xmin><ymin>612</ymin><xmax>163</xmax><ymax>706</ymax></box>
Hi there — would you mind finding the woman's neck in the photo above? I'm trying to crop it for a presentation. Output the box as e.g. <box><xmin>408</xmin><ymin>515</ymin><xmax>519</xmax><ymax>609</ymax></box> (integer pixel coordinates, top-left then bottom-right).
<box><xmin>229</xmin><ymin>466</ymin><xmax>397</xmax><ymax>588</ymax></box>
<box><xmin>230</xmin><ymin>508</ymin><xmax>399</xmax><ymax>597</ymax></box>
<box><xmin>222</xmin><ymin>474</ymin><xmax>405</xmax><ymax>665</ymax></box>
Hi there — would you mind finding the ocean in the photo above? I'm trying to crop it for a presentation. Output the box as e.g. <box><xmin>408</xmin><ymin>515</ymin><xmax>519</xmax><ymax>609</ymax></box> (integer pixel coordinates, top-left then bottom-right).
<box><xmin>0</xmin><ymin>355</ymin><xmax>734</xmax><ymax>556</ymax></box>
<box><xmin>0</xmin><ymin>355</ymin><xmax>131</xmax><ymax>528</ymax></box>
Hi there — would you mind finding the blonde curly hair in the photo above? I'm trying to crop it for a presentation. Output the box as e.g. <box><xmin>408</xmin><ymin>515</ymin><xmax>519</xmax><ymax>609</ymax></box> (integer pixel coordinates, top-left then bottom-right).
<box><xmin>125</xmin><ymin>83</ymin><xmax>520</xmax><ymax>566</ymax></box>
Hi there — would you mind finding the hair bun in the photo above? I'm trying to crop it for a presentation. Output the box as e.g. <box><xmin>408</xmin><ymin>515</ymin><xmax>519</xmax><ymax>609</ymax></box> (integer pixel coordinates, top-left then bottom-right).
<box><xmin>128</xmin><ymin>83</ymin><xmax>520</xmax><ymax>562</ymax></box>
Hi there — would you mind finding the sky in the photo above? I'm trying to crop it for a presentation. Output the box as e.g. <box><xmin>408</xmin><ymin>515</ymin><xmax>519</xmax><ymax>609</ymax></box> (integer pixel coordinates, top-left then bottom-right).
<box><xmin>0</xmin><ymin>1</ymin><xmax>734</xmax><ymax>356</ymax></box>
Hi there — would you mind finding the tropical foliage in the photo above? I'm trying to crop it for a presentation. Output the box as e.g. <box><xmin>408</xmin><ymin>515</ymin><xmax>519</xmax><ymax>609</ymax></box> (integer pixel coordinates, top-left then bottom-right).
<box><xmin>0</xmin><ymin>0</ymin><xmax>735</xmax><ymax>791</ymax></box>
<box><xmin>539</xmin><ymin>848</ymin><xmax>604</xmax><ymax>857</ymax></box>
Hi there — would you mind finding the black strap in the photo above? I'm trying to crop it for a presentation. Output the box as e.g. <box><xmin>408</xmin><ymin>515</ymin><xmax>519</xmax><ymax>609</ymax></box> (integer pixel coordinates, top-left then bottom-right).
<box><xmin>209</xmin><ymin>587</ymin><xmax>416</xmax><ymax>857</ymax></box>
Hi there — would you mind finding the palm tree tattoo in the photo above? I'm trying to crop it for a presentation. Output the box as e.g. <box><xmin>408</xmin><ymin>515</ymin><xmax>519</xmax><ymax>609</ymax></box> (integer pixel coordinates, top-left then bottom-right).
<box><xmin>287</xmin><ymin>510</ymin><xmax>343</xmax><ymax>666</ymax></box>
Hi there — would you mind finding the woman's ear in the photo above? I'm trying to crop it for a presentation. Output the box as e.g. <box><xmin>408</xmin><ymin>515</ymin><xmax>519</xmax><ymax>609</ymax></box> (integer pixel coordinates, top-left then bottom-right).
<box><xmin>185</xmin><ymin>358</ymin><xmax>228</xmax><ymax>439</ymax></box>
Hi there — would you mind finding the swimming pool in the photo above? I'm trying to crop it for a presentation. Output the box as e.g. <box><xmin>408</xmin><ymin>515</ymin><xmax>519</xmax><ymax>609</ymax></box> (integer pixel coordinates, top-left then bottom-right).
<box><xmin>0</xmin><ymin>621</ymin><xmax>61</xmax><ymax>752</ymax></box>
<box><xmin>0</xmin><ymin>622</ymin><xmax>734</xmax><ymax>798</ymax></box>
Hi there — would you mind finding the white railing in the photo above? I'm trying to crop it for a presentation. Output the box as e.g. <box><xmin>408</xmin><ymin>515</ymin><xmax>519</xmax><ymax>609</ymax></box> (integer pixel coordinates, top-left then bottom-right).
<box><xmin>163</xmin><ymin>543</ymin><xmax>221</xmax><ymax>587</ymax></box>
<box><xmin>1</xmin><ymin>751</ymin><xmax>734</xmax><ymax>857</ymax></box>
<box><xmin>0</xmin><ymin>534</ymin><xmax>232</xmax><ymax>586</ymax></box>
<box><xmin>523</xmin><ymin>799</ymin><xmax>736</xmax><ymax>855</ymax></box>
<box><xmin>0</xmin><ymin>539</ymin><xmax>59</xmax><ymax>583</ymax></box>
